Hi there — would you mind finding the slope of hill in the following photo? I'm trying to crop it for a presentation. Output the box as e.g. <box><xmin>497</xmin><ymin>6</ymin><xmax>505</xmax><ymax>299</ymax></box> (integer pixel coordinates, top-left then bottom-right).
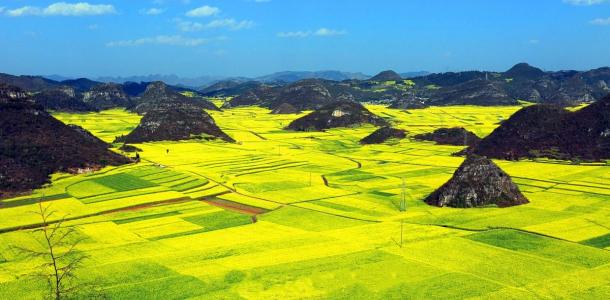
<box><xmin>0</xmin><ymin>84</ymin><xmax>130</xmax><ymax>197</ymax></box>
<box><xmin>0</xmin><ymin>73</ymin><xmax>60</xmax><ymax>92</ymax></box>
<box><xmin>472</xmin><ymin>95</ymin><xmax>610</xmax><ymax>161</ymax></box>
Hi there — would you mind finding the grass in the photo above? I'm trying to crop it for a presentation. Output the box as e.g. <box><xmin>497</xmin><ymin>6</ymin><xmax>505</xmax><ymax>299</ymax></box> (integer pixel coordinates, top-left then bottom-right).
<box><xmin>0</xmin><ymin>104</ymin><xmax>608</xmax><ymax>299</ymax></box>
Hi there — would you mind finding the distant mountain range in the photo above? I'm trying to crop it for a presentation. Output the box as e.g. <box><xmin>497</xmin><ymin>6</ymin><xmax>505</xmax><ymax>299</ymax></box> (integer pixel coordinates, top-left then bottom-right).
<box><xmin>39</xmin><ymin>70</ymin><xmax>404</xmax><ymax>88</ymax></box>
<box><xmin>4</xmin><ymin>62</ymin><xmax>608</xmax><ymax>113</ymax></box>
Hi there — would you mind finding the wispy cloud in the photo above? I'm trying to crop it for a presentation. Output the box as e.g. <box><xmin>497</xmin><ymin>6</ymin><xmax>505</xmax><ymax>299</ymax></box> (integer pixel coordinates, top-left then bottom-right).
<box><xmin>590</xmin><ymin>17</ymin><xmax>610</xmax><ymax>25</ymax></box>
<box><xmin>563</xmin><ymin>0</ymin><xmax>606</xmax><ymax>5</ymax></box>
<box><xmin>6</xmin><ymin>2</ymin><xmax>116</xmax><ymax>17</ymax></box>
<box><xmin>277</xmin><ymin>28</ymin><xmax>347</xmax><ymax>38</ymax></box>
<box><xmin>106</xmin><ymin>35</ymin><xmax>208</xmax><ymax>47</ymax></box>
<box><xmin>277</xmin><ymin>31</ymin><xmax>311</xmax><ymax>38</ymax></box>
<box><xmin>176</xmin><ymin>18</ymin><xmax>255</xmax><ymax>31</ymax></box>
<box><xmin>141</xmin><ymin>8</ymin><xmax>164</xmax><ymax>15</ymax></box>
<box><xmin>186</xmin><ymin>5</ymin><xmax>220</xmax><ymax>17</ymax></box>
<box><xmin>314</xmin><ymin>28</ymin><xmax>347</xmax><ymax>36</ymax></box>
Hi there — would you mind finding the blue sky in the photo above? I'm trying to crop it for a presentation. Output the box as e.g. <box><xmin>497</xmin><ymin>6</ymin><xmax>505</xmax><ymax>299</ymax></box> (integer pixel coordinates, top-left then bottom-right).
<box><xmin>0</xmin><ymin>0</ymin><xmax>609</xmax><ymax>77</ymax></box>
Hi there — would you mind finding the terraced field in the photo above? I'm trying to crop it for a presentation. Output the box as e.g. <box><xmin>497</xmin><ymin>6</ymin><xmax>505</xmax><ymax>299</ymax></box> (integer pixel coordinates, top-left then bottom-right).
<box><xmin>1</xmin><ymin>105</ymin><xmax>609</xmax><ymax>299</ymax></box>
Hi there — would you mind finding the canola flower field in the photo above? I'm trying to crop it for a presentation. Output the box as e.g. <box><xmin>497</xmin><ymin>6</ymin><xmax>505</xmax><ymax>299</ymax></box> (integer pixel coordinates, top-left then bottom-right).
<box><xmin>0</xmin><ymin>104</ymin><xmax>609</xmax><ymax>299</ymax></box>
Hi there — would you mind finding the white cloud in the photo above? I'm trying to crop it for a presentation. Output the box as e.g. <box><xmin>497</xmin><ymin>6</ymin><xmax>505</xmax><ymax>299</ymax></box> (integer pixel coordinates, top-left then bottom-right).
<box><xmin>141</xmin><ymin>8</ymin><xmax>164</xmax><ymax>15</ymax></box>
<box><xmin>7</xmin><ymin>2</ymin><xmax>116</xmax><ymax>17</ymax></box>
<box><xmin>0</xmin><ymin>7</ymin><xmax>4</xmax><ymax>14</ymax></box>
<box><xmin>106</xmin><ymin>35</ymin><xmax>208</xmax><ymax>47</ymax></box>
<box><xmin>176</xmin><ymin>18</ymin><xmax>254</xmax><ymax>31</ymax></box>
<box><xmin>277</xmin><ymin>30</ymin><xmax>312</xmax><ymax>38</ymax></box>
<box><xmin>277</xmin><ymin>28</ymin><xmax>347</xmax><ymax>38</ymax></box>
<box><xmin>7</xmin><ymin>6</ymin><xmax>41</xmax><ymax>16</ymax></box>
<box><xmin>529</xmin><ymin>39</ymin><xmax>540</xmax><ymax>44</ymax></box>
<box><xmin>563</xmin><ymin>0</ymin><xmax>606</xmax><ymax>5</ymax></box>
<box><xmin>205</xmin><ymin>18</ymin><xmax>255</xmax><ymax>30</ymax></box>
<box><xmin>186</xmin><ymin>5</ymin><xmax>220</xmax><ymax>17</ymax></box>
<box><xmin>590</xmin><ymin>17</ymin><xmax>610</xmax><ymax>25</ymax></box>
<box><xmin>88</xmin><ymin>24</ymin><xmax>99</xmax><ymax>30</ymax></box>
<box><xmin>314</xmin><ymin>28</ymin><xmax>346</xmax><ymax>36</ymax></box>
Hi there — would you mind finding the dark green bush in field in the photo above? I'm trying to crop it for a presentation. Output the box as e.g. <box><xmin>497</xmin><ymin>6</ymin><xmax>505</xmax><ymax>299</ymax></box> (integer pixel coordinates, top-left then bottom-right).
<box><xmin>224</xmin><ymin>270</ymin><xmax>246</xmax><ymax>284</ymax></box>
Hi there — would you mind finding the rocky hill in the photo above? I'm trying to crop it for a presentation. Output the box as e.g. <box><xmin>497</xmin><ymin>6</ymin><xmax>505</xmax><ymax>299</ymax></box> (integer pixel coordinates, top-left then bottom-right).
<box><xmin>414</xmin><ymin>127</ymin><xmax>480</xmax><ymax>147</ymax></box>
<box><xmin>131</xmin><ymin>81</ymin><xmax>217</xmax><ymax>114</ymax></box>
<box><xmin>360</xmin><ymin>127</ymin><xmax>406</xmax><ymax>144</ymax></box>
<box><xmin>286</xmin><ymin>101</ymin><xmax>388</xmax><ymax>131</ymax></box>
<box><xmin>425</xmin><ymin>155</ymin><xmax>529</xmax><ymax>208</ymax></box>
<box><xmin>472</xmin><ymin>94</ymin><xmax>610</xmax><ymax>161</ymax></box>
<box><xmin>122</xmin><ymin>105</ymin><xmax>234</xmax><ymax>143</ymax></box>
<box><xmin>0</xmin><ymin>84</ymin><xmax>130</xmax><ymax>197</ymax></box>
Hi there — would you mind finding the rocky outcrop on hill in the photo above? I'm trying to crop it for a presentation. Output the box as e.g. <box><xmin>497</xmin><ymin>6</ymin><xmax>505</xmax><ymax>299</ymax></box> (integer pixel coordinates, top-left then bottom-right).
<box><xmin>131</xmin><ymin>81</ymin><xmax>217</xmax><ymax>114</ymax></box>
<box><xmin>31</xmin><ymin>86</ymin><xmax>95</xmax><ymax>112</ymax></box>
<box><xmin>122</xmin><ymin>105</ymin><xmax>234</xmax><ymax>143</ymax></box>
<box><xmin>369</xmin><ymin>70</ymin><xmax>402</xmax><ymax>82</ymax></box>
<box><xmin>425</xmin><ymin>155</ymin><xmax>529</xmax><ymax>208</ymax></box>
<box><xmin>414</xmin><ymin>127</ymin><xmax>480</xmax><ymax>147</ymax></box>
<box><xmin>271</xmin><ymin>103</ymin><xmax>299</xmax><ymax>114</ymax></box>
<box><xmin>472</xmin><ymin>94</ymin><xmax>610</xmax><ymax>161</ymax></box>
<box><xmin>286</xmin><ymin>101</ymin><xmax>388</xmax><ymax>131</ymax></box>
<box><xmin>360</xmin><ymin>127</ymin><xmax>406</xmax><ymax>144</ymax></box>
<box><xmin>0</xmin><ymin>85</ymin><xmax>130</xmax><ymax>197</ymax></box>
<box><xmin>0</xmin><ymin>84</ymin><xmax>29</xmax><ymax>103</ymax></box>
<box><xmin>83</xmin><ymin>83</ymin><xmax>132</xmax><ymax>110</ymax></box>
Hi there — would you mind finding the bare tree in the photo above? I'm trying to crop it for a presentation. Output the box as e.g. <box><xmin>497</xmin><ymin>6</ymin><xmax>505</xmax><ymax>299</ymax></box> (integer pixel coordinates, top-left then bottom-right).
<box><xmin>15</xmin><ymin>199</ymin><xmax>88</xmax><ymax>300</ymax></box>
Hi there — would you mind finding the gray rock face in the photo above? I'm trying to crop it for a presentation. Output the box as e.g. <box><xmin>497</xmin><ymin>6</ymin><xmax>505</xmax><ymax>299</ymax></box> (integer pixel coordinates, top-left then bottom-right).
<box><xmin>0</xmin><ymin>83</ymin><xmax>30</xmax><ymax>103</ymax></box>
<box><xmin>425</xmin><ymin>155</ymin><xmax>529</xmax><ymax>208</ymax></box>
<box><xmin>83</xmin><ymin>83</ymin><xmax>131</xmax><ymax>110</ymax></box>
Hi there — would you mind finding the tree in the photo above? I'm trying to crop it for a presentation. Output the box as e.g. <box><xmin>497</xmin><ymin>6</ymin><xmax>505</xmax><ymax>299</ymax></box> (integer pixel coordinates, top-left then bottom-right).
<box><xmin>15</xmin><ymin>199</ymin><xmax>88</xmax><ymax>300</ymax></box>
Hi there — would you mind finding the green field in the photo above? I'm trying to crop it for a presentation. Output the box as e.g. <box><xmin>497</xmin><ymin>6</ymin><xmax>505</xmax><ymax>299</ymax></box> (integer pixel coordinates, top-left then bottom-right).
<box><xmin>0</xmin><ymin>105</ymin><xmax>609</xmax><ymax>299</ymax></box>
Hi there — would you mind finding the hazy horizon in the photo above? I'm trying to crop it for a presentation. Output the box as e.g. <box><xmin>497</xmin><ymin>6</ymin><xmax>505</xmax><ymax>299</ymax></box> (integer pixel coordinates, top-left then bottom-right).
<box><xmin>1</xmin><ymin>0</ymin><xmax>610</xmax><ymax>78</ymax></box>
